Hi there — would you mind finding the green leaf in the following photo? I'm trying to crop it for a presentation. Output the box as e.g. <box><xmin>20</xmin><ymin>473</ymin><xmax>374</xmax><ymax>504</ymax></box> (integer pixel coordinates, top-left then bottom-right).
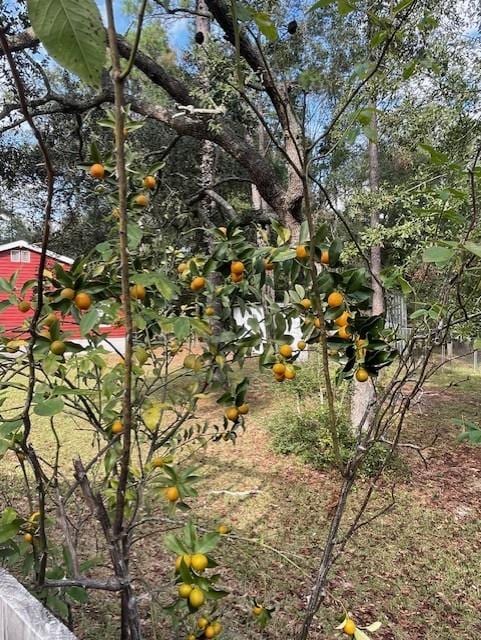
<box><xmin>0</xmin><ymin>277</ymin><xmax>13</xmax><ymax>293</ymax></box>
<box><xmin>127</xmin><ymin>223</ymin><xmax>143</xmax><ymax>249</ymax></box>
<box><xmin>354</xmin><ymin>629</ymin><xmax>372</xmax><ymax>640</ymax></box>
<box><xmin>397</xmin><ymin>276</ymin><xmax>412</xmax><ymax>296</ymax></box>
<box><xmin>154</xmin><ymin>273</ymin><xmax>177</xmax><ymax>300</ymax></box>
<box><xmin>422</xmin><ymin>246</ymin><xmax>454</xmax><ymax>264</ymax></box>
<box><xmin>337</xmin><ymin>0</ymin><xmax>357</xmax><ymax>15</ymax></box>
<box><xmin>46</xmin><ymin>595</ymin><xmax>69</xmax><ymax>620</ymax></box>
<box><xmin>393</xmin><ymin>0</ymin><xmax>415</xmax><ymax>14</ymax></box>
<box><xmin>363</xmin><ymin>124</ymin><xmax>378</xmax><ymax>143</ymax></box>
<box><xmin>66</xmin><ymin>586</ymin><xmax>89</xmax><ymax>604</ymax></box>
<box><xmin>79</xmin><ymin>308</ymin><xmax>100</xmax><ymax>336</ymax></box>
<box><xmin>0</xmin><ymin>523</ymin><xmax>20</xmax><ymax>543</ymax></box>
<box><xmin>308</xmin><ymin>0</ymin><xmax>336</xmax><ymax>10</ymax></box>
<box><xmin>418</xmin><ymin>143</ymin><xmax>448</xmax><ymax>165</ymax></box>
<box><xmin>252</xmin><ymin>11</ymin><xmax>278</xmax><ymax>41</ymax></box>
<box><xmin>463</xmin><ymin>241</ymin><xmax>481</xmax><ymax>259</ymax></box>
<box><xmin>34</xmin><ymin>397</ymin><xmax>65</xmax><ymax>417</ymax></box>
<box><xmin>272</xmin><ymin>249</ymin><xmax>297</xmax><ymax>262</ymax></box>
<box><xmin>27</xmin><ymin>0</ymin><xmax>106</xmax><ymax>87</ymax></box>
<box><xmin>196</xmin><ymin>532</ymin><xmax>220</xmax><ymax>554</ymax></box>
<box><xmin>174</xmin><ymin>317</ymin><xmax>190</xmax><ymax>341</ymax></box>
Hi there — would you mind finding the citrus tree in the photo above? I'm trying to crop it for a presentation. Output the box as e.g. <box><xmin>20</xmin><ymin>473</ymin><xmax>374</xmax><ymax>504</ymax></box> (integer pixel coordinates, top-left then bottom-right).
<box><xmin>2</xmin><ymin>1</ymin><xmax>481</xmax><ymax>640</ymax></box>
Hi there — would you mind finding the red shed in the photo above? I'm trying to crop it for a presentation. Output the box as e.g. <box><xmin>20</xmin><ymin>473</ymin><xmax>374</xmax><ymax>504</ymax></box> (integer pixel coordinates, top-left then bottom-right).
<box><xmin>0</xmin><ymin>240</ymin><xmax>125</xmax><ymax>349</ymax></box>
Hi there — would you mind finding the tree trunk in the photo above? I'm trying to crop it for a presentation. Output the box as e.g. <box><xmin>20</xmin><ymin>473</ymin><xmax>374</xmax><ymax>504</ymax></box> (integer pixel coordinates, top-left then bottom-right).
<box><xmin>195</xmin><ymin>1</ymin><xmax>216</xmax><ymax>228</ymax></box>
<box><xmin>351</xmin><ymin>103</ymin><xmax>383</xmax><ymax>431</ymax></box>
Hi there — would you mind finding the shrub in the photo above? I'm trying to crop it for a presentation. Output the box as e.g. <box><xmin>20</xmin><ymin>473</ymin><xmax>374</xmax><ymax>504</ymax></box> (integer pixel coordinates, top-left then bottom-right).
<box><xmin>268</xmin><ymin>404</ymin><xmax>354</xmax><ymax>469</ymax></box>
<box><xmin>267</xmin><ymin>401</ymin><xmax>401</xmax><ymax>476</ymax></box>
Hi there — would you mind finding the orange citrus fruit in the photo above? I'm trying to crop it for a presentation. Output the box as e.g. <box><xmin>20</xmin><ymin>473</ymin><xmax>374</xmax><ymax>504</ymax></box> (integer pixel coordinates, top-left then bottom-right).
<box><xmin>296</xmin><ymin>245</ymin><xmax>309</xmax><ymax>259</ymax></box>
<box><xmin>225</xmin><ymin>407</ymin><xmax>239</xmax><ymax>421</ymax></box>
<box><xmin>191</xmin><ymin>277</ymin><xmax>206</xmax><ymax>292</ymax></box>
<box><xmin>165</xmin><ymin>486</ymin><xmax>180</xmax><ymax>502</ymax></box>
<box><xmin>50</xmin><ymin>340</ymin><xmax>66</xmax><ymax>356</ymax></box>
<box><xmin>327</xmin><ymin>291</ymin><xmax>344</xmax><ymax>307</ymax></box>
<box><xmin>130</xmin><ymin>284</ymin><xmax>146</xmax><ymax>300</ymax></box>
<box><xmin>89</xmin><ymin>163</ymin><xmax>105</xmax><ymax>179</ymax></box>
<box><xmin>355</xmin><ymin>368</ymin><xmax>369</xmax><ymax>382</ymax></box>
<box><xmin>279</xmin><ymin>344</ymin><xmax>293</xmax><ymax>358</ymax></box>
<box><xmin>230</xmin><ymin>261</ymin><xmax>245</xmax><ymax>275</ymax></box>
<box><xmin>74</xmin><ymin>292</ymin><xmax>92</xmax><ymax>310</ymax></box>
<box><xmin>143</xmin><ymin>175</ymin><xmax>156</xmax><ymax>189</ymax></box>
<box><xmin>60</xmin><ymin>287</ymin><xmax>75</xmax><ymax>300</ymax></box>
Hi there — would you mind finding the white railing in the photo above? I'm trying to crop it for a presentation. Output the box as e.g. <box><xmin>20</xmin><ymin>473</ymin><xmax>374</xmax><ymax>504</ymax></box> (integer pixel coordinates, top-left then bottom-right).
<box><xmin>0</xmin><ymin>569</ymin><xmax>77</xmax><ymax>639</ymax></box>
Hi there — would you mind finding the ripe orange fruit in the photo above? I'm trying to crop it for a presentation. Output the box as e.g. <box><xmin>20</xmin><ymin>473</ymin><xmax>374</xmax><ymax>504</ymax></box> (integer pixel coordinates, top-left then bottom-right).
<box><xmin>238</xmin><ymin>403</ymin><xmax>249</xmax><ymax>415</ymax></box>
<box><xmin>177</xmin><ymin>262</ymin><xmax>188</xmax><ymax>274</ymax></box>
<box><xmin>89</xmin><ymin>163</ymin><xmax>105</xmax><ymax>179</ymax></box>
<box><xmin>50</xmin><ymin>340</ymin><xmax>66</xmax><ymax>356</ymax></box>
<box><xmin>264</xmin><ymin>259</ymin><xmax>274</xmax><ymax>271</ymax></box>
<box><xmin>43</xmin><ymin>312</ymin><xmax>57</xmax><ymax>327</ymax></box>
<box><xmin>191</xmin><ymin>553</ymin><xmax>208</xmax><ymax>572</ymax></box>
<box><xmin>231</xmin><ymin>261</ymin><xmax>245</xmax><ymax>275</ymax></box>
<box><xmin>300</xmin><ymin>298</ymin><xmax>312</xmax><ymax>310</ymax></box>
<box><xmin>272</xmin><ymin>363</ymin><xmax>286</xmax><ymax>375</ymax></box>
<box><xmin>205</xmin><ymin>306</ymin><xmax>216</xmax><ymax>316</ymax></box>
<box><xmin>217</xmin><ymin>524</ymin><xmax>231</xmax><ymax>535</ymax></box>
<box><xmin>143</xmin><ymin>175</ymin><xmax>156</xmax><ymax>189</ymax></box>
<box><xmin>284</xmin><ymin>366</ymin><xmax>296</xmax><ymax>380</ymax></box>
<box><xmin>175</xmin><ymin>555</ymin><xmax>192</xmax><ymax>571</ymax></box>
<box><xmin>296</xmin><ymin>245</ymin><xmax>309</xmax><ymax>259</ymax></box>
<box><xmin>134</xmin><ymin>194</ymin><xmax>149</xmax><ymax>207</ymax></box>
<box><xmin>197</xmin><ymin>617</ymin><xmax>209</xmax><ymax>629</ymax></box>
<box><xmin>188</xmin><ymin>587</ymin><xmax>205</xmax><ymax>608</ymax></box>
<box><xmin>327</xmin><ymin>291</ymin><xmax>344</xmax><ymax>307</ymax></box>
<box><xmin>252</xmin><ymin>606</ymin><xmax>263</xmax><ymax>616</ymax></box>
<box><xmin>191</xmin><ymin>276</ymin><xmax>206</xmax><ymax>292</ymax></box>
<box><xmin>355</xmin><ymin>368</ymin><xmax>369</xmax><ymax>382</ymax></box>
<box><xmin>314</xmin><ymin>317</ymin><xmax>322</xmax><ymax>329</ymax></box>
<box><xmin>205</xmin><ymin>626</ymin><xmax>216</xmax><ymax>639</ymax></box>
<box><xmin>60</xmin><ymin>287</ymin><xmax>75</xmax><ymax>300</ymax></box>
<box><xmin>165</xmin><ymin>486</ymin><xmax>180</xmax><ymax>502</ymax></box>
<box><xmin>225</xmin><ymin>407</ymin><xmax>239</xmax><ymax>421</ymax></box>
<box><xmin>23</xmin><ymin>533</ymin><xmax>33</xmax><ymax>543</ymax></box>
<box><xmin>178</xmin><ymin>583</ymin><xmax>193</xmax><ymax>598</ymax></box>
<box><xmin>130</xmin><ymin>284</ymin><xmax>146</xmax><ymax>300</ymax></box>
<box><xmin>18</xmin><ymin>301</ymin><xmax>31</xmax><ymax>313</ymax></box>
<box><xmin>297</xmin><ymin>340</ymin><xmax>306</xmax><ymax>350</ymax></box>
<box><xmin>320</xmin><ymin>249</ymin><xmax>330</xmax><ymax>265</ymax></box>
<box><xmin>338</xmin><ymin>325</ymin><xmax>351</xmax><ymax>340</ymax></box>
<box><xmin>279</xmin><ymin>344</ymin><xmax>293</xmax><ymax>358</ymax></box>
<box><xmin>334</xmin><ymin>311</ymin><xmax>350</xmax><ymax>327</ymax></box>
<box><xmin>112</xmin><ymin>420</ymin><xmax>124</xmax><ymax>434</ymax></box>
<box><xmin>231</xmin><ymin>272</ymin><xmax>243</xmax><ymax>283</ymax></box>
<box><xmin>343</xmin><ymin>618</ymin><xmax>356</xmax><ymax>635</ymax></box>
<box><xmin>74</xmin><ymin>292</ymin><xmax>92</xmax><ymax>311</ymax></box>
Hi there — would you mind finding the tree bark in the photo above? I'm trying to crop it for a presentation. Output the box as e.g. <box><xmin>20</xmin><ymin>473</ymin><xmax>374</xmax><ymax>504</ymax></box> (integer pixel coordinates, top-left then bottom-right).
<box><xmin>350</xmin><ymin>103</ymin><xmax>383</xmax><ymax>431</ymax></box>
<box><xmin>195</xmin><ymin>0</ymin><xmax>217</xmax><ymax>228</ymax></box>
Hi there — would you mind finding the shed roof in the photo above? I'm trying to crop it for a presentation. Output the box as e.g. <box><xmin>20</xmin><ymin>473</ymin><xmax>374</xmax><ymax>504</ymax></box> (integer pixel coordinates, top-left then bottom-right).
<box><xmin>0</xmin><ymin>240</ymin><xmax>74</xmax><ymax>265</ymax></box>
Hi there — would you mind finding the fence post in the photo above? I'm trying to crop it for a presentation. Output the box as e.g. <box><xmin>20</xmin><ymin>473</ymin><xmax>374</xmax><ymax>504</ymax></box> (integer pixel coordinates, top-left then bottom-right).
<box><xmin>0</xmin><ymin>568</ymin><xmax>77</xmax><ymax>639</ymax></box>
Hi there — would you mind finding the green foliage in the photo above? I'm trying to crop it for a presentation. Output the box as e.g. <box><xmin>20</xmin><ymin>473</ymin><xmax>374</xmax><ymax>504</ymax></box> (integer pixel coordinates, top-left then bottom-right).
<box><xmin>27</xmin><ymin>0</ymin><xmax>106</xmax><ymax>87</ymax></box>
<box><xmin>268</xmin><ymin>404</ymin><xmax>353</xmax><ymax>469</ymax></box>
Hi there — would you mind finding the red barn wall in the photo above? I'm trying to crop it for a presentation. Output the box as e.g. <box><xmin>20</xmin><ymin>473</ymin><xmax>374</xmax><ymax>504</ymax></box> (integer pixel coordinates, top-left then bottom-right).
<box><xmin>0</xmin><ymin>248</ymin><xmax>125</xmax><ymax>340</ymax></box>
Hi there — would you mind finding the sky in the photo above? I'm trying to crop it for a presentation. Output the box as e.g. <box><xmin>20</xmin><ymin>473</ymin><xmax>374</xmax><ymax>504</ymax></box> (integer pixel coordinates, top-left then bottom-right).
<box><xmin>96</xmin><ymin>0</ymin><xmax>191</xmax><ymax>54</ymax></box>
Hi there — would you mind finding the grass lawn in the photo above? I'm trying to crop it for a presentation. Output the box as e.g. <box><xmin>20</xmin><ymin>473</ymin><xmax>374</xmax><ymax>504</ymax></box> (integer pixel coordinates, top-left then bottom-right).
<box><xmin>0</xmin><ymin>359</ymin><xmax>480</xmax><ymax>639</ymax></box>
